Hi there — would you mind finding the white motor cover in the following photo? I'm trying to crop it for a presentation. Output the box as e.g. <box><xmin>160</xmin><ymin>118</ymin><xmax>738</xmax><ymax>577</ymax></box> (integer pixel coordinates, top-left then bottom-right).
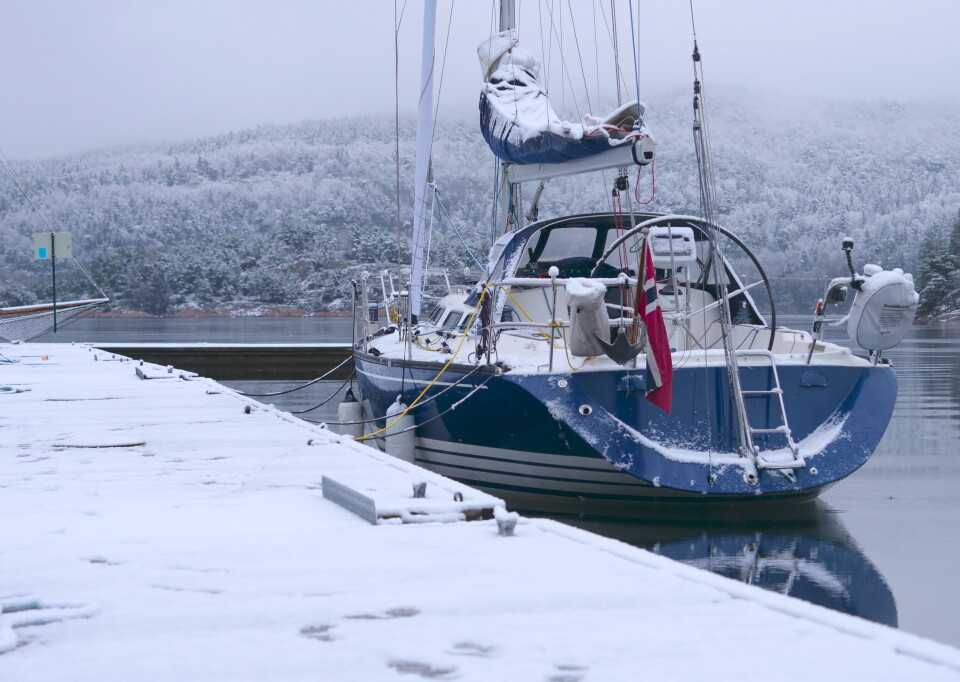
<box><xmin>566</xmin><ymin>278</ymin><xmax>610</xmax><ymax>357</ymax></box>
<box><xmin>847</xmin><ymin>266</ymin><xmax>919</xmax><ymax>351</ymax></box>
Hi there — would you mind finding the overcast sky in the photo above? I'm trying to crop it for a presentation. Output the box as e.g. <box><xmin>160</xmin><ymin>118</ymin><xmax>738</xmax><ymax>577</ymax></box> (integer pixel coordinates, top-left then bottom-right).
<box><xmin>1</xmin><ymin>0</ymin><xmax>957</xmax><ymax>160</ymax></box>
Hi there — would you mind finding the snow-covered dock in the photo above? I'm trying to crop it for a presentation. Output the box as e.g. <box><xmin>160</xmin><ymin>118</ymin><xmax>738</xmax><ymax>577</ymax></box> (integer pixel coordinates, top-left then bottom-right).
<box><xmin>3</xmin><ymin>342</ymin><xmax>960</xmax><ymax>681</ymax></box>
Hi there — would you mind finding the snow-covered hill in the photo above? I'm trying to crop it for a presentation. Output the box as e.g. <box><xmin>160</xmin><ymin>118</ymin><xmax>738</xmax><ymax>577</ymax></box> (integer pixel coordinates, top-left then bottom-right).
<box><xmin>2</xmin><ymin>89</ymin><xmax>958</xmax><ymax>314</ymax></box>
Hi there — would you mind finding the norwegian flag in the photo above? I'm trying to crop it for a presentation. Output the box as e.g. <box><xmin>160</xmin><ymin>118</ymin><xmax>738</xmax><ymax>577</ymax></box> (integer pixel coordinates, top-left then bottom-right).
<box><xmin>638</xmin><ymin>236</ymin><xmax>673</xmax><ymax>413</ymax></box>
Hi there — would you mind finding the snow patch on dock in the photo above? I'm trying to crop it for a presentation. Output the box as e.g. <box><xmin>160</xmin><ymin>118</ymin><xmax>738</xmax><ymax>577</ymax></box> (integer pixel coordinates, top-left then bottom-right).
<box><xmin>2</xmin><ymin>342</ymin><xmax>960</xmax><ymax>680</ymax></box>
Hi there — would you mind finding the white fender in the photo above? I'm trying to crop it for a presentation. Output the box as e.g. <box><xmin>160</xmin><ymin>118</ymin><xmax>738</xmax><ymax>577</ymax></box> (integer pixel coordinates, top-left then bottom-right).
<box><xmin>335</xmin><ymin>390</ymin><xmax>364</xmax><ymax>438</ymax></box>
<box><xmin>566</xmin><ymin>277</ymin><xmax>610</xmax><ymax>357</ymax></box>
<box><xmin>384</xmin><ymin>397</ymin><xmax>416</xmax><ymax>463</ymax></box>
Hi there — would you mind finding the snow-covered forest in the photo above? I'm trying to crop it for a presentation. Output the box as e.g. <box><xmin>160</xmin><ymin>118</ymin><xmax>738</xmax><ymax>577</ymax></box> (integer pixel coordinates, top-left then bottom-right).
<box><xmin>2</xmin><ymin>89</ymin><xmax>959</xmax><ymax>315</ymax></box>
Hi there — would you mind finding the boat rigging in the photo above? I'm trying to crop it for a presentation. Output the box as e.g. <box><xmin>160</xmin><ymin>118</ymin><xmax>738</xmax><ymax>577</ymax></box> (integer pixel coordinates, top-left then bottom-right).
<box><xmin>344</xmin><ymin>0</ymin><xmax>918</xmax><ymax>513</ymax></box>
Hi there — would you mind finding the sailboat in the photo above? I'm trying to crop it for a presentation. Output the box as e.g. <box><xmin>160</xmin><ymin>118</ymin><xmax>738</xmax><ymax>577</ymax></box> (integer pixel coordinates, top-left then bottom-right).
<box><xmin>0</xmin><ymin>298</ymin><xmax>108</xmax><ymax>342</ymax></box>
<box><xmin>349</xmin><ymin>1</ymin><xmax>918</xmax><ymax>514</ymax></box>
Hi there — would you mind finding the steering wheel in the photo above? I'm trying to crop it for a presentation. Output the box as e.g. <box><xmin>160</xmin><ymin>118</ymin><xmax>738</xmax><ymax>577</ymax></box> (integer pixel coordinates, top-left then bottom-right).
<box><xmin>552</xmin><ymin>257</ymin><xmax>621</xmax><ymax>278</ymax></box>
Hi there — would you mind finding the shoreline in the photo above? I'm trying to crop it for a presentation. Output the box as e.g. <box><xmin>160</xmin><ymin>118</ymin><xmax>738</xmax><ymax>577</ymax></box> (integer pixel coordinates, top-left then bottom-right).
<box><xmin>87</xmin><ymin>307</ymin><xmax>351</xmax><ymax>319</ymax></box>
<box><xmin>87</xmin><ymin>310</ymin><xmax>958</xmax><ymax>322</ymax></box>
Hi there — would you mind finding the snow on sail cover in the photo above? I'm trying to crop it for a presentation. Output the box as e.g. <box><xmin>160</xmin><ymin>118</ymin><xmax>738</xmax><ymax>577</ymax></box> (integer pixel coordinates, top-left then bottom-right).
<box><xmin>478</xmin><ymin>29</ymin><xmax>653</xmax><ymax>165</ymax></box>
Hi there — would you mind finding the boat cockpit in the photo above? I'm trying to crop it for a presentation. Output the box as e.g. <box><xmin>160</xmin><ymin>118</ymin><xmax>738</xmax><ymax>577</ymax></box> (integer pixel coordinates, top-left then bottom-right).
<box><xmin>486</xmin><ymin>212</ymin><xmax>772</xmax><ymax>328</ymax></box>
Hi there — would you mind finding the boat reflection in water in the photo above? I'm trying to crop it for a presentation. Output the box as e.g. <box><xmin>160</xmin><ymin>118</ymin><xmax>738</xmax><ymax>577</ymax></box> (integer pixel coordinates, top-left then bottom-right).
<box><xmin>563</xmin><ymin>501</ymin><xmax>897</xmax><ymax>627</ymax></box>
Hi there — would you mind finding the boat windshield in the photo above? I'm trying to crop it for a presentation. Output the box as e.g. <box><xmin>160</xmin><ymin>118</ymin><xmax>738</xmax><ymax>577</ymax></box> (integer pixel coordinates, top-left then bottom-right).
<box><xmin>518</xmin><ymin>223</ymin><xmax>638</xmax><ymax>278</ymax></box>
<box><xmin>599</xmin><ymin>229</ymin><xmax>640</xmax><ymax>277</ymax></box>
<box><xmin>534</xmin><ymin>227</ymin><xmax>597</xmax><ymax>262</ymax></box>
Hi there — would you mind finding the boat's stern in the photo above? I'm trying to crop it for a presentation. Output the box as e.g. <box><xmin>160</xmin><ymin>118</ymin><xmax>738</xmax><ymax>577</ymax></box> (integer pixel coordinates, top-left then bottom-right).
<box><xmin>504</xmin><ymin>359</ymin><xmax>897</xmax><ymax>496</ymax></box>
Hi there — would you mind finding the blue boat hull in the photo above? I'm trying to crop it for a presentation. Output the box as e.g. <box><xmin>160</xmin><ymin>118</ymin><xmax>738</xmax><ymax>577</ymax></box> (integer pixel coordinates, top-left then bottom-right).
<box><xmin>354</xmin><ymin>352</ymin><xmax>897</xmax><ymax>511</ymax></box>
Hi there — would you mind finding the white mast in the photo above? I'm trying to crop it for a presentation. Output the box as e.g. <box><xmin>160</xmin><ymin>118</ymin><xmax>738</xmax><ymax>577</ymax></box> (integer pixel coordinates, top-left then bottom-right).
<box><xmin>408</xmin><ymin>0</ymin><xmax>437</xmax><ymax>321</ymax></box>
<box><xmin>499</xmin><ymin>0</ymin><xmax>515</xmax><ymax>31</ymax></box>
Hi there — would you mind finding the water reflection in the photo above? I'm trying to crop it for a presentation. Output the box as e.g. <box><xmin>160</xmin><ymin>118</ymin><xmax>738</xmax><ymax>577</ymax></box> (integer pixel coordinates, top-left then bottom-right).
<box><xmin>885</xmin><ymin>326</ymin><xmax>960</xmax><ymax>427</ymax></box>
<box><xmin>563</xmin><ymin>501</ymin><xmax>898</xmax><ymax>627</ymax></box>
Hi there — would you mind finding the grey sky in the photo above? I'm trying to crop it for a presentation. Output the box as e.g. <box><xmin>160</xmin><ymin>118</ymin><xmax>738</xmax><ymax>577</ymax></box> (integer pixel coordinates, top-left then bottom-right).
<box><xmin>2</xmin><ymin>0</ymin><xmax>956</xmax><ymax>160</ymax></box>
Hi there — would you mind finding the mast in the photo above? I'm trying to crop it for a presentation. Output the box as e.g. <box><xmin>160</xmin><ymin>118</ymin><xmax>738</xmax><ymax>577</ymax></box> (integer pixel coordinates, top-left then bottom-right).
<box><xmin>499</xmin><ymin>0</ymin><xmax>515</xmax><ymax>31</ymax></box>
<box><xmin>496</xmin><ymin>0</ymin><xmax>517</xmax><ymax>235</ymax></box>
<box><xmin>408</xmin><ymin>0</ymin><xmax>438</xmax><ymax>321</ymax></box>
<box><xmin>690</xmin><ymin>37</ymin><xmax>754</xmax><ymax>469</ymax></box>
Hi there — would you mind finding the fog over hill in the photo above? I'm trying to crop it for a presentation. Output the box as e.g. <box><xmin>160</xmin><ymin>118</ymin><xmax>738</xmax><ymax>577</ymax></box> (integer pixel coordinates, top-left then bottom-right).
<box><xmin>2</xmin><ymin>89</ymin><xmax>959</xmax><ymax>315</ymax></box>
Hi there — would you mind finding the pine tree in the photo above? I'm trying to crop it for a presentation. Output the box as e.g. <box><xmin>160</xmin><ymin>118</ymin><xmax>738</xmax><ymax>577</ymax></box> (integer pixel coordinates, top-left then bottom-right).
<box><xmin>916</xmin><ymin>211</ymin><xmax>960</xmax><ymax>314</ymax></box>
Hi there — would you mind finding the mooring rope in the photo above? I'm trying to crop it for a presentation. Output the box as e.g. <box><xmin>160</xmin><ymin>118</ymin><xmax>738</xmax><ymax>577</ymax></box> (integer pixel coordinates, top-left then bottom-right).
<box><xmin>301</xmin><ymin>358</ymin><xmax>481</xmax><ymax>422</ymax></box>
<box><xmin>352</xmin><ymin>282</ymin><xmax>494</xmax><ymax>440</ymax></box>
<box><xmin>234</xmin><ymin>355</ymin><xmax>352</xmax><ymax>397</ymax></box>
<box><xmin>348</xmin><ymin>372</ymin><xmax>497</xmax><ymax>438</ymax></box>
<box><xmin>289</xmin><ymin>374</ymin><xmax>354</xmax><ymax>415</ymax></box>
<box><xmin>302</xmin><ymin>363</ymin><xmax>488</xmax><ymax>427</ymax></box>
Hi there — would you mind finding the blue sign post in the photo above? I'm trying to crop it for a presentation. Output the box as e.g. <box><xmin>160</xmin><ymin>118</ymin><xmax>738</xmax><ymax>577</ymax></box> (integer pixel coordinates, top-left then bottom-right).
<box><xmin>33</xmin><ymin>232</ymin><xmax>72</xmax><ymax>333</ymax></box>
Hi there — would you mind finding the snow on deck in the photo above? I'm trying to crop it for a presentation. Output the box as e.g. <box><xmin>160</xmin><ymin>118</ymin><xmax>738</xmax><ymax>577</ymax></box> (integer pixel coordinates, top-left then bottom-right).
<box><xmin>2</xmin><ymin>342</ymin><xmax>960</xmax><ymax>681</ymax></box>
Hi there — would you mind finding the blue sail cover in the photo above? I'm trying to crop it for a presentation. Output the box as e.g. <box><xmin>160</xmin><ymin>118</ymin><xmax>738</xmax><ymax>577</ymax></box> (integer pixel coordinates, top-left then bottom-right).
<box><xmin>478</xmin><ymin>30</ymin><xmax>649</xmax><ymax>166</ymax></box>
<box><xmin>480</xmin><ymin>95</ymin><xmax>622</xmax><ymax>165</ymax></box>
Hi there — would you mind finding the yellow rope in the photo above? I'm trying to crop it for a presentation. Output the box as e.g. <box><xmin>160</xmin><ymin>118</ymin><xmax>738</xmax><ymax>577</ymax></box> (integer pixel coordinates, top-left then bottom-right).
<box><xmin>357</xmin><ymin>283</ymin><xmax>494</xmax><ymax>441</ymax></box>
<box><xmin>561</xmin><ymin>327</ymin><xmax>589</xmax><ymax>371</ymax></box>
<box><xmin>499</xmin><ymin>286</ymin><xmax>586</xmax><ymax>371</ymax></box>
<box><xmin>500</xmin><ymin>286</ymin><xmax>562</xmax><ymax>348</ymax></box>
<box><xmin>412</xmin><ymin>335</ymin><xmax>443</xmax><ymax>352</ymax></box>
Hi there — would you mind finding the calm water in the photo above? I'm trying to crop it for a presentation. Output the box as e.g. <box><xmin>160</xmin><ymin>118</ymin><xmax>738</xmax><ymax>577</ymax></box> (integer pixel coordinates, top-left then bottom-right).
<box><xmin>32</xmin><ymin>315</ymin><xmax>960</xmax><ymax>647</ymax></box>
<box><xmin>31</xmin><ymin>316</ymin><xmax>356</xmax><ymax>344</ymax></box>
<box><xmin>820</xmin><ymin>321</ymin><xmax>960</xmax><ymax>645</ymax></box>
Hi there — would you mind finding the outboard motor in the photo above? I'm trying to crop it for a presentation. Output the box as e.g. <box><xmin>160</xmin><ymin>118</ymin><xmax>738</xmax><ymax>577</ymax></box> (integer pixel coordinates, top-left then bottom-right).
<box><xmin>818</xmin><ymin>238</ymin><xmax>919</xmax><ymax>358</ymax></box>
<box><xmin>846</xmin><ymin>264</ymin><xmax>919</xmax><ymax>352</ymax></box>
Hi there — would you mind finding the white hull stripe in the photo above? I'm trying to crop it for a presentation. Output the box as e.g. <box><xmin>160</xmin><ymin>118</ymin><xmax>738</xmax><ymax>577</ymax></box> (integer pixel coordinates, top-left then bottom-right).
<box><xmin>417</xmin><ymin>437</ymin><xmax>621</xmax><ymax>472</ymax></box>
<box><xmin>419</xmin><ymin>448</ymin><xmax>640</xmax><ymax>486</ymax></box>
<box><xmin>420</xmin><ymin>458</ymin><xmax>655</xmax><ymax>495</ymax></box>
<box><xmin>413</xmin><ymin>439</ymin><xmax>655</xmax><ymax>494</ymax></box>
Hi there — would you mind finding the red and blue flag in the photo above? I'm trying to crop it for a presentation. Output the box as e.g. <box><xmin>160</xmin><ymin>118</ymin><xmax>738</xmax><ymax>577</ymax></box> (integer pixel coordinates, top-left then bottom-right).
<box><xmin>639</xmin><ymin>237</ymin><xmax>673</xmax><ymax>413</ymax></box>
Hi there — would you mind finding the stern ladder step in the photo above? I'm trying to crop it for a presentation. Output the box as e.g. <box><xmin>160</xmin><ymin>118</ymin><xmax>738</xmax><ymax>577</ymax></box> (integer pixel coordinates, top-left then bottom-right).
<box><xmin>735</xmin><ymin>350</ymin><xmax>802</xmax><ymax>470</ymax></box>
<box><xmin>755</xmin><ymin>455</ymin><xmax>806</xmax><ymax>470</ymax></box>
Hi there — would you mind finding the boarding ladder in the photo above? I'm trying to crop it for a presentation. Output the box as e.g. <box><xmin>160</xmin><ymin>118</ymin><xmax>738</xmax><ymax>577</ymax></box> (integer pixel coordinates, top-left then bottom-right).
<box><xmin>735</xmin><ymin>350</ymin><xmax>803</xmax><ymax>475</ymax></box>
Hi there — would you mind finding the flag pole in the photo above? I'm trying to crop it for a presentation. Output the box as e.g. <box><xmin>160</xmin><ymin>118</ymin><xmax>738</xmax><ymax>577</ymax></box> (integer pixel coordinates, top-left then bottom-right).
<box><xmin>51</xmin><ymin>232</ymin><xmax>58</xmax><ymax>333</ymax></box>
<box><xmin>630</xmin><ymin>228</ymin><xmax>649</xmax><ymax>345</ymax></box>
